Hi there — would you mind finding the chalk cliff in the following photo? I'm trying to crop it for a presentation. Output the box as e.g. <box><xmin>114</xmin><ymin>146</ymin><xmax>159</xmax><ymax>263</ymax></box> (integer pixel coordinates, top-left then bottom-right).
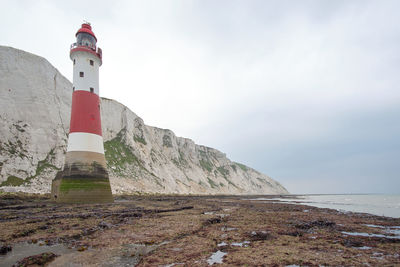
<box><xmin>0</xmin><ymin>46</ymin><xmax>288</xmax><ymax>195</ymax></box>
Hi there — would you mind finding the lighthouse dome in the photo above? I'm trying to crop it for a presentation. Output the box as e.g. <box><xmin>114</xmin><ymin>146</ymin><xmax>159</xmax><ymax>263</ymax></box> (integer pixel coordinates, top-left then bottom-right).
<box><xmin>76</xmin><ymin>23</ymin><xmax>97</xmax><ymax>49</ymax></box>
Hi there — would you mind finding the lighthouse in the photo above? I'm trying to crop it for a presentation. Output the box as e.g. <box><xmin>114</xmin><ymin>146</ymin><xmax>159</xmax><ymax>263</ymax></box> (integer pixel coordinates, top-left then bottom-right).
<box><xmin>52</xmin><ymin>23</ymin><xmax>113</xmax><ymax>203</ymax></box>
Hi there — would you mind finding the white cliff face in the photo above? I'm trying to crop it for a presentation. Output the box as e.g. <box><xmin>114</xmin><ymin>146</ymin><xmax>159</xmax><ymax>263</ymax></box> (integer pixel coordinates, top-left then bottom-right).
<box><xmin>0</xmin><ymin>46</ymin><xmax>288</xmax><ymax>195</ymax></box>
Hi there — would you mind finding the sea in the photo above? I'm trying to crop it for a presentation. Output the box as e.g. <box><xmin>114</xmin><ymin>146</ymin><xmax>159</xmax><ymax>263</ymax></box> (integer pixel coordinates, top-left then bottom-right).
<box><xmin>253</xmin><ymin>194</ymin><xmax>400</xmax><ymax>218</ymax></box>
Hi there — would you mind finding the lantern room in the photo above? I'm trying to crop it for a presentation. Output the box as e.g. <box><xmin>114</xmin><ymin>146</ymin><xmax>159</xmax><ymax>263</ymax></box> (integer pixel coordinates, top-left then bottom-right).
<box><xmin>70</xmin><ymin>22</ymin><xmax>102</xmax><ymax>63</ymax></box>
<box><xmin>76</xmin><ymin>23</ymin><xmax>97</xmax><ymax>49</ymax></box>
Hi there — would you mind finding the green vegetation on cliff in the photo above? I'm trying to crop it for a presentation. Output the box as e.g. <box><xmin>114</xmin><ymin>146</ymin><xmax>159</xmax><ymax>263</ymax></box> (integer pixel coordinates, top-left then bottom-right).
<box><xmin>0</xmin><ymin>176</ymin><xmax>24</xmax><ymax>186</ymax></box>
<box><xmin>0</xmin><ymin>149</ymin><xmax>59</xmax><ymax>187</ymax></box>
<box><xmin>104</xmin><ymin>130</ymin><xmax>141</xmax><ymax>175</ymax></box>
<box><xmin>234</xmin><ymin>162</ymin><xmax>248</xmax><ymax>172</ymax></box>
<box><xmin>104</xmin><ymin>129</ymin><xmax>164</xmax><ymax>188</ymax></box>
<box><xmin>199</xmin><ymin>159</ymin><xmax>213</xmax><ymax>172</ymax></box>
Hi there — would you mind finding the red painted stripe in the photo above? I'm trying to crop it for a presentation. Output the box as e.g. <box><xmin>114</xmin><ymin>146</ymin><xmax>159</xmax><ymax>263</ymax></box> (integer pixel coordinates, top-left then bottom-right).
<box><xmin>69</xmin><ymin>90</ymin><xmax>102</xmax><ymax>136</ymax></box>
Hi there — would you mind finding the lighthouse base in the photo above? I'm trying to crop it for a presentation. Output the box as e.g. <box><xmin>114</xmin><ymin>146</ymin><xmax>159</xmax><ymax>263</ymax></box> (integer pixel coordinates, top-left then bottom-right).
<box><xmin>51</xmin><ymin>158</ymin><xmax>113</xmax><ymax>203</ymax></box>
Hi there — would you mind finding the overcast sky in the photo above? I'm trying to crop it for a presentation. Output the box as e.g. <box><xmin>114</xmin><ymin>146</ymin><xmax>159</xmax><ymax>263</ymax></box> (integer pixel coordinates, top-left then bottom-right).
<box><xmin>1</xmin><ymin>0</ymin><xmax>399</xmax><ymax>194</ymax></box>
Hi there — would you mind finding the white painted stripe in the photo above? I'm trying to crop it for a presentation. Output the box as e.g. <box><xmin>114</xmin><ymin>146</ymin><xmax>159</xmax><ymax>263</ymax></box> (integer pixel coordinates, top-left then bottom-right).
<box><xmin>71</xmin><ymin>51</ymin><xmax>100</xmax><ymax>95</ymax></box>
<box><xmin>67</xmin><ymin>132</ymin><xmax>105</xmax><ymax>154</ymax></box>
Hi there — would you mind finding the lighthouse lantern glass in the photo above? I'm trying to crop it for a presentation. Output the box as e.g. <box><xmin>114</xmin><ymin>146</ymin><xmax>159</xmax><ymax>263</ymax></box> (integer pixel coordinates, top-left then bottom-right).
<box><xmin>77</xmin><ymin>33</ymin><xmax>96</xmax><ymax>49</ymax></box>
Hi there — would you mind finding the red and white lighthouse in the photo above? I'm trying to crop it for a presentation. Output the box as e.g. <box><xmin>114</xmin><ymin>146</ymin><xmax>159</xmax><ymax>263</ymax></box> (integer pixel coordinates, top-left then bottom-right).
<box><xmin>52</xmin><ymin>23</ymin><xmax>113</xmax><ymax>203</ymax></box>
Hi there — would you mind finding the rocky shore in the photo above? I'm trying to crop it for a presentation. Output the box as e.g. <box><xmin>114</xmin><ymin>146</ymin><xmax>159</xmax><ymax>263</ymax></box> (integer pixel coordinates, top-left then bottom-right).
<box><xmin>0</xmin><ymin>193</ymin><xmax>399</xmax><ymax>266</ymax></box>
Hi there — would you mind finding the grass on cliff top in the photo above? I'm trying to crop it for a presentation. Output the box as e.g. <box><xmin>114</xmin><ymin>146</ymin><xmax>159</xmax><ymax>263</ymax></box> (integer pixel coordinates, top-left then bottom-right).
<box><xmin>234</xmin><ymin>162</ymin><xmax>248</xmax><ymax>172</ymax></box>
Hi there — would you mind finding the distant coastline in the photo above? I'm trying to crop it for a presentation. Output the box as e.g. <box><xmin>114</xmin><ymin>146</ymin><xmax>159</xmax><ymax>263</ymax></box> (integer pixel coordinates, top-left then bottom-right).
<box><xmin>250</xmin><ymin>194</ymin><xmax>400</xmax><ymax>218</ymax></box>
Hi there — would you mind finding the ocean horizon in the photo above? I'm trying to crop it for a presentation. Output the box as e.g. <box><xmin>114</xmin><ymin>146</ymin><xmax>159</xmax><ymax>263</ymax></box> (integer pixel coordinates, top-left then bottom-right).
<box><xmin>254</xmin><ymin>194</ymin><xmax>400</xmax><ymax>218</ymax></box>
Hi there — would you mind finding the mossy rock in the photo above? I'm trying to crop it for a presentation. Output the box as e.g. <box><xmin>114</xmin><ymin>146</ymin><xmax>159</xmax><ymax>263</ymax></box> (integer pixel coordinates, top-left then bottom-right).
<box><xmin>55</xmin><ymin>177</ymin><xmax>113</xmax><ymax>203</ymax></box>
<box><xmin>59</xmin><ymin>177</ymin><xmax>111</xmax><ymax>192</ymax></box>
<box><xmin>0</xmin><ymin>176</ymin><xmax>24</xmax><ymax>186</ymax></box>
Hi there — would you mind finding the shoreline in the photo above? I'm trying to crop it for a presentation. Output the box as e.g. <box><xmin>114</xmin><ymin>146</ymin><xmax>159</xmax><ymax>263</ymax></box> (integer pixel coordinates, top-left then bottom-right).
<box><xmin>255</xmin><ymin>194</ymin><xmax>400</xmax><ymax>219</ymax></box>
<box><xmin>1</xmin><ymin>193</ymin><xmax>399</xmax><ymax>266</ymax></box>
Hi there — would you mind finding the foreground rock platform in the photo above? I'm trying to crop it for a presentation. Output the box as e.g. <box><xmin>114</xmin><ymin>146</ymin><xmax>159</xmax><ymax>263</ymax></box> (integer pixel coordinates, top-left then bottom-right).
<box><xmin>0</xmin><ymin>193</ymin><xmax>399</xmax><ymax>266</ymax></box>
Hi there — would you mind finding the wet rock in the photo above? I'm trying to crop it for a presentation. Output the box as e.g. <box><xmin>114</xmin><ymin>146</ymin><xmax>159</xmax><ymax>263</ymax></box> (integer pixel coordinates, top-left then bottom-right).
<box><xmin>295</xmin><ymin>219</ymin><xmax>336</xmax><ymax>230</ymax></box>
<box><xmin>221</xmin><ymin>226</ymin><xmax>237</xmax><ymax>231</ymax></box>
<box><xmin>146</xmin><ymin>206</ymin><xmax>194</xmax><ymax>214</ymax></box>
<box><xmin>98</xmin><ymin>221</ymin><xmax>113</xmax><ymax>229</ymax></box>
<box><xmin>13</xmin><ymin>252</ymin><xmax>58</xmax><ymax>267</ymax></box>
<box><xmin>38</xmin><ymin>225</ymin><xmax>49</xmax><ymax>230</ymax></box>
<box><xmin>0</xmin><ymin>244</ymin><xmax>12</xmax><ymax>254</ymax></box>
<box><xmin>248</xmin><ymin>231</ymin><xmax>274</xmax><ymax>241</ymax></box>
<box><xmin>118</xmin><ymin>212</ymin><xmax>142</xmax><ymax>218</ymax></box>
<box><xmin>342</xmin><ymin>238</ymin><xmax>364</xmax><ymax>248</ymax></box>
<box><xmin>77</xmin><ymin>246</ymin><xmax>87</xmax><ymax>252</ymax></box>
<box><xmin>82</xmin><ymin>227</ymin><xmax>97</xmax><ymax>236</ymax></box>
<box><xmin>71</xmin><ymin>233</ymin><xmax>82</xmax><ymax>240</ymax></box>
<box><xmin>12</xmin><ymin>229</ymin><xmax>36</xmax><ymax>238</ymax></box>
<box><xmin>280</xmin><ymin>230</ymin><xmax>304</xmax><ymax>237</ymax></box>
<box><xmin>44</xmin><ymin>239</ymin><xmax>56</xmax><ymax>246</ymax></box>
<box><xmin>0</xmin><ymin>204</ymin><xmax>46</xmax><ymax>211</ymax></box>
<box><xmin>204</xmin><ymin>217</ymin><xmax>222</xmax><ymax>225</ymax></box>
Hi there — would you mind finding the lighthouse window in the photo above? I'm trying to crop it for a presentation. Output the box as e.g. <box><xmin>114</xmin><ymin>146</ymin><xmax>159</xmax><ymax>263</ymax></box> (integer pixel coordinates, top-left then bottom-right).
<box><xmin>90</xmin><ymin>60</ymin><xmax>94</xmax><ymax>66</ymax></box>
<box><xmin>80</xmin><ymin>72</ymin><xmax>84</xmax><ymax>77</ymax></box>
<box><xmin>73</xmin><ymin>87</ymin><xmax>75</xmax><ymax>91</ymax></box>
<box><xmin>90</xmin><ymin>87</ymin><xmax>94</xmax><ymax>93</ymax></box>
<box><xmin>77</xmin><ymin>33</ymin><xmax>96</xmax><ymax>49</ymax></box>
<box><xmin>73</xmin><ymin>59</ymin><xmax>76</xmax><ymax>65</ymax></box>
